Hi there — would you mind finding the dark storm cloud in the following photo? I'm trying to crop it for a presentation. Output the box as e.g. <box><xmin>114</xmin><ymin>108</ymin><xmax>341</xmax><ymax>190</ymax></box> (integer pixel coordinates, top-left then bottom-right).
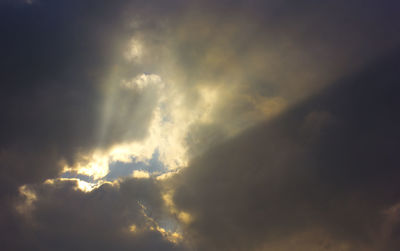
<box><xmin>0</xmin><ymin>0</ymin><xmax>169</xmax><ymax>195</ymax></box>
<box><xmin>0</xmin><ymin>0</ymin><xmax>120</xmax><ymax>194</ymax></box>
<box><xmin>12</xmin><ymin>178</ymin><xmax>183</xmax><ymax>251</ymax></box>
<box><xmin>1</xmin><ymin>0</ymin><xmax>400</xmax><ymax>250</ymax></box>
<box><xmin>0</xmin><ymin>1</ymin><xmax>176</xmax><ymax>249</ymax></box>
<box><xmin>159</xmin><ymin>0</ymin><xmax>400</xmax><ymax>147</ymax></box>
<box><xmin>172</xmin><ymin>51</ymin><xmax>400</xmax><ymax>250</ymax></box>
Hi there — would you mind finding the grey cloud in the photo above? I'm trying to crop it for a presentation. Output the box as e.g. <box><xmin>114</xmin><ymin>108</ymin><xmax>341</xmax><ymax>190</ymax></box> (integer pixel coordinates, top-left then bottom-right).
<box><xmin>0</xmin><ymin>1</ymin><xmax>173</xmax><ymax>249</ymax></box>
<box><xmin>0</xmin><ymin>0</ymin><xmax>165</xmax><ymax>196</ymax></box>
<box><xmin>1</xmin><ymin>0</ymin><xmax>400</xmax><ymax>250</ymax></box>
<box><xmin>10</xmin><ymin>178</ymin><xmax>183</xmax><ymax>251</ymax></box>
<box><xmin>172</xmin><ymin>51</ymin><xmax>400</xmax><ymax>250</ymax></box>
<box><xmin>149</xmin><ymin>0</ymin><xmax>400</xmax><ymax>149</ymax></box>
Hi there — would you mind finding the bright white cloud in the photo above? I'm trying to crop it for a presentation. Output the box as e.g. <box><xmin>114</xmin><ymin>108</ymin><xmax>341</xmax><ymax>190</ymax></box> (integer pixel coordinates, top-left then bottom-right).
<box><xmin>124</xmin><ymin>38</ymin><xmax>143</xmax><ymax>63</ymax></box>
<box><xmin>132</xmin><ymin>170</ymin><xmax>151</xmax><ymax>179</ymax></box>
<box><xmin>121</xmin><ymin>73</ymin><xmax>163</xmax><ymax>90</ymax></box>
<box><xmin>60</xmin><ymin>71</ymin><xmax>221</xmax><ymax>184</ymax></box>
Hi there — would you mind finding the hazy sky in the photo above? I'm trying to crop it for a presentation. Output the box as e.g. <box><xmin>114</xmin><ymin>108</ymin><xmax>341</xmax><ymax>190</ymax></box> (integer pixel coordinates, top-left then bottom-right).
<box><xmin>1</xmin><ymin>1</ymin><xmax>400</xmax><ymax>250</ymax></box>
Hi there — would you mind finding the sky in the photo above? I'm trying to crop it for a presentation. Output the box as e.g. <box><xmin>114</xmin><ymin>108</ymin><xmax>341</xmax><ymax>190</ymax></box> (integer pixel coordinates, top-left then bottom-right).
<box><xmin>1</xmin><ymin>0</ymin><xmax>400</xmax><ymax>250</ymax></box>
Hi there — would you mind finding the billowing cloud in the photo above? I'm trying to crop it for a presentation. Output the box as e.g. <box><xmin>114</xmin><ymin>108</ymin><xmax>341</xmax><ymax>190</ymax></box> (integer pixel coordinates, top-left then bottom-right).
<box><xmin>14</xmin><ymin>178</ymin><xmax>184</xmax><ymax>250</ymax></box>
<box><xmin>172</xmin><ymin>51</ymin><xmax>400</xmax><ymax>250</ymax></box>
<box><xmin>1</xmin><ymin>0</ymin><xmax>400</xmax><ymax>250</ymax></box>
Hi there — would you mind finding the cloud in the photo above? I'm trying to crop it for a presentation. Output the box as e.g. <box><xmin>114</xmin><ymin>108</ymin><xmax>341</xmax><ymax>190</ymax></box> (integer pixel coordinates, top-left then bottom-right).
<box><xmin>0</xmin><ymin>0</ymin><xmax>123</xmax><ymax>191</ymax></box>
<box><xmin>133</xmin><ymin>170</ymin><xmax>151</xmax><ymax>179</ymax></box>
<box><xmin>172</xmin><ymin>51</ymin><xmax>400</xmax><ymax>250</ymax></box>
<box><xmin>0</xmin><ymin>1</ymin><xmax>177</xmax><ymax>249</ymax></box>
<box><xmin>1</xmin><ymin>0</ymin><xmax>400</xmax><ymax>250</ymax></box>
<box><xmin>0</xmin><ymin>0</ymin><xmax>166</xmax><ymax>192</ymax></box>
<box><xmin>12</xmin><ymin>178</ymin><xmax>184</xmax><ymax>251</ymax></box>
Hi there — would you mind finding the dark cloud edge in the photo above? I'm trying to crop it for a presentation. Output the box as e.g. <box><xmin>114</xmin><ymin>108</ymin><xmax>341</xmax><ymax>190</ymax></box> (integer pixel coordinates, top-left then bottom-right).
<box><xmin>172</xmin><ymin>48</ymin><xmax>400</xmax><ymax>251</ymax></box>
